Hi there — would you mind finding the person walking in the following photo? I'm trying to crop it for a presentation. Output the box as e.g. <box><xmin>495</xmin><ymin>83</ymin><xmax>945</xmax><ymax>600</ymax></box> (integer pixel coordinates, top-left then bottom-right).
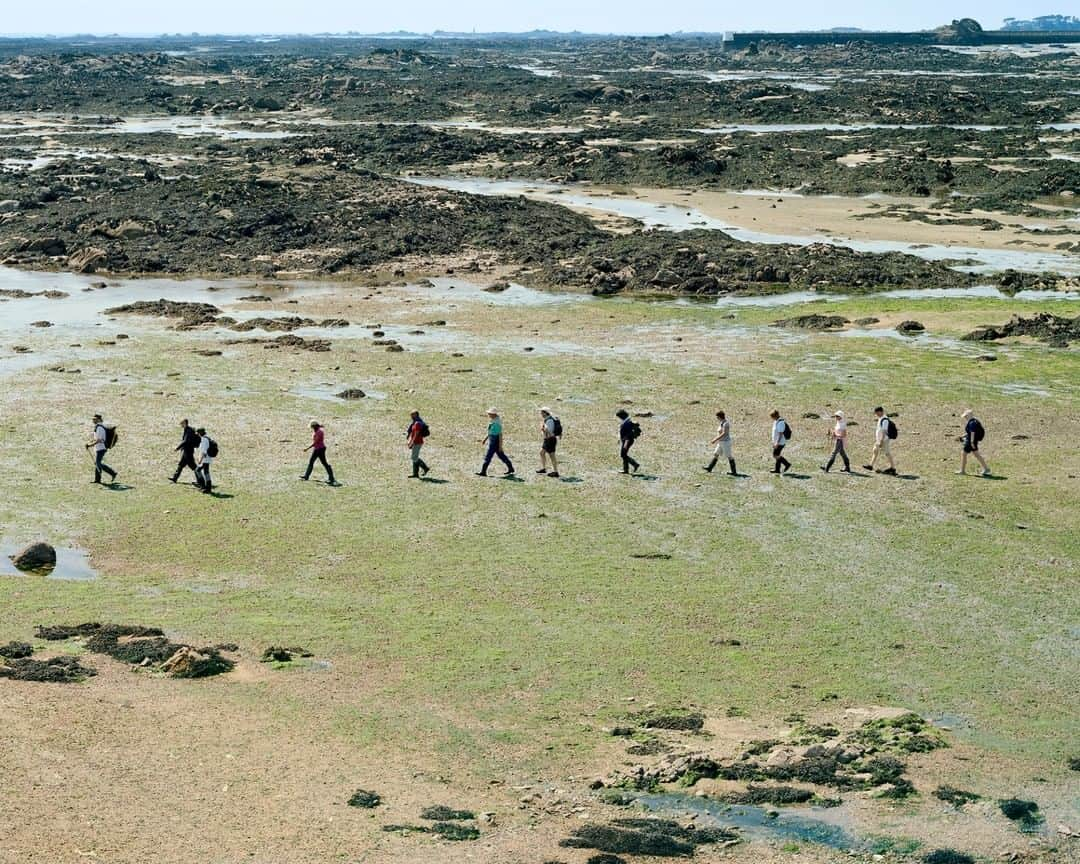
<box><xmin>865</xmin><ymin>407</ymin><xmax>897</xmax><ymax>475</ymax></box>
<box><xmin>705</xmin><ymin>410</ymin><xmax>736</xmax><ymax>476</ymax></box>
<box><xmin>477</xmin><ymin>408</ymin><xmax>514</xmax><ymax>477</ymax></box>
<box><xmin>770</xmin><ymin>410</ymin><xmax>792</xmax><ymax>474</ymax></box>
<box><xmin>537</xmin><ymin>407</ymin><xmax>561</xmax><ymax>478</ymax></box>
<box><xmin>301</xmin><ymin>421</ymin><xmax>336</xmax><ymax>484</ymax></box>
<box><xmin>821</xmin><ymin>410</ymin><xmax>851</xmax><ymax>473</ymax></box>
<box><xmin>170</xmin><ymin>418</ymin><xmax>200</xmax><ymax>485</ymax></box>
<box><xmin>616</xmin><ymin>409</ymin><xmax>641</xmax><ymax>475</ymax></box>
<box><xmin>958</xmin><ymin>409</ymin><xmax>991</xmax><ymax>476</ymax></box>
<box><xmin>196</xmin><ymin>427</ymin><xmax>215</xmax><ymax>494</ymax></box>
<box><xmin>85</xmin><ymin>413</ymin><xmax>117</xmax><ymax>485</ymax></box>
<box><xmin>406</xmin><ymin>410</ymin><xmax>430</xmax><ymax>478</ymax></box>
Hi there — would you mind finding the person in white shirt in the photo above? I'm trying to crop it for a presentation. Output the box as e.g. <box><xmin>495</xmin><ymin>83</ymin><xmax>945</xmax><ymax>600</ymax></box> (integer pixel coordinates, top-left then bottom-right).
<box><xmin>769</xmin><ymin>410</ymin><xmax>791</xmax><ymax>474</ymax></box>
<box><xmin>537</xmin><ymin>407</ymin><xmax>560</xmax><ymax>479</ymax></box>
<box><xmin>821</xmin><ymin>410</ymin><xmax>851</xmax><ymax>473</ymax></box>
<box><xmin>704</xmin><ymin>410</ymin><xmax>737</xmax><ymax>476</ymax></box>
<box><xmin>865</xmin><ymin>406</ymin><xmax>897</xmax><ymax>475</ymax></box>
<box><xmin>85</xmin><ymin>413</ymin><xmax>117</xmax><ymax>485</ymax></box>
<box><xmin>195</xmin><ymin>427</ymin><xmax>213</xmax><ymax>494</ymax></box>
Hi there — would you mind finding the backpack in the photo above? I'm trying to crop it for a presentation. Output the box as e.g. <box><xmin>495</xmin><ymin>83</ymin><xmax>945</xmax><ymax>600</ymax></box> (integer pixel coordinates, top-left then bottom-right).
<box><xmin>418</xmin><ymin>420</ymin><xmax>430</xmax><ymax>439</ymax></box>
<box><xmin>782</xmin><ymin>421</ymin><xmax>792</xmax><ymax>440</ymax></box>
<box><xmin>206</xmin><ymin>438</ymin><xmax>219</xmax><ymax>458</ymax></box>
<box><xmin>886</xmin><ymin>419</ymin><xmax>899</xmax><ymax>440</ymax></box>
<box><xmin>99</xmin><ymin>424</ymin><xmax>118</xmax><ymax>450</ymax></box>
<box><xmin>972</xmin><ymin>419</ymin><xmax>985</xmax><ymax>443</ymax></box>
<box><xmin>628</xmin><ymin>421</ymin><xmax>642</xmax><ymax>441</ymax></box>
<box><xmin>551</xmin><ymin>416</ymin><xmax>563</xmax><ymax>438</ymax></box>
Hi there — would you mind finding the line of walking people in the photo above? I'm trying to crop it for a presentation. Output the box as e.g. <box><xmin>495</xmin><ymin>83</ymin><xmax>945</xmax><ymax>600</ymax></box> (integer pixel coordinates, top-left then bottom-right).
<box><xmin>84</xmin><ymin>404</ymin><xmax>993</xmax><ymax>488</ymax></box>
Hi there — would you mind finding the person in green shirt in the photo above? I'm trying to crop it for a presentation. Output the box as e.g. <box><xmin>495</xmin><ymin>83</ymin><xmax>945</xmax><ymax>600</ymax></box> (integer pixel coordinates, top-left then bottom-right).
<box><xmin>477</xmin><ymin>408</ymin><xmax>515</xmax><ymax>477</ymax></box>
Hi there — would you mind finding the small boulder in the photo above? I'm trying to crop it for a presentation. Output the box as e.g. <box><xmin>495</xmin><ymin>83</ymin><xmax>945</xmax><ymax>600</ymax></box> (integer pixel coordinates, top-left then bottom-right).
<box><xmin>896</xmin><ymin>320</ymin><xmax>926</xmax><ymax>335</ymax></box>
<box><xmin>10</xmin><ymin>542</ymin><xmax>56</xmax><ymax>573</ymax></box>
<box><xmin>335</xmin><ymin>389</ymin><xmax>366</xmax><ymax>400</ymax></box>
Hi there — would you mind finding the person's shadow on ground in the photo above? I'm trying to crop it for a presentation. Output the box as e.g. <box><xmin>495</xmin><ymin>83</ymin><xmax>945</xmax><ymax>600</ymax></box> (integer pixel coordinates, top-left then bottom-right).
<box><xmin>101</xmin><ymin>482</ymin><xmax>134</xmax><ymax>492</ymax></box>
<box><xmin>420</xmin><ymin>477</ymin><xmax>450</xmax><ymax>484</ymax></box>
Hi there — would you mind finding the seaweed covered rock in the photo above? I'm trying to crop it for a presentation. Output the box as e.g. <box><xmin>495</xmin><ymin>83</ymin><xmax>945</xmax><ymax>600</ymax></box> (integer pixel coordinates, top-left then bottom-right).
<box><xmin>773</xmin><ymin>314</ymin><xmax>849</xmax><ymax>330</ymax></box>
<box><xmin>160</xmin><ymin>646</ymin><xmax>235</xmax><ymax>678</ymax></box>
<box><xmin>10</xmin><ymin>542</ymin><xmax>56</xmax><ymax>573</ymax></box>
<box><xmin>963</xmin><ymin>313</ymin><xmax>1080</xmax><ymax>346</ymax></box>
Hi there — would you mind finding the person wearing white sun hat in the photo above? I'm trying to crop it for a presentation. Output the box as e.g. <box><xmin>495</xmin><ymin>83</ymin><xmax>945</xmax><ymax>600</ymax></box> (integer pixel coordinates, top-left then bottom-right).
<box><xmin>477</xmin><ymin>408</ymin><xmax>515</xmax><ymax>477</ymax></box>
<box><xmin>958</xmin><ymin>409</ymin><xmax>991</xmax><ymax>477</ymax></box>
<box><xmin>821</xmin><ymin>410</ymin><xmax>851</xmax><ymax>473</ymax></box>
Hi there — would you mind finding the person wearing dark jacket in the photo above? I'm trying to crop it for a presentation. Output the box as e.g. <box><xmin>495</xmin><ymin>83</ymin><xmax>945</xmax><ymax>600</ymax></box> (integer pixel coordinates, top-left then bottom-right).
<box><xmin>170</xmin><ymin>418</ymin><xmax>201</xmax><ymax>485</ymax></box>
<box><xmin>958</xmin><ymin>409</ymin><xmax>991</xmax><ymax>476</ymax></box>
<box><xmin>616</xmin><ymin>409</ymin><xmax>640</xmax><ymax>475</ymax></box>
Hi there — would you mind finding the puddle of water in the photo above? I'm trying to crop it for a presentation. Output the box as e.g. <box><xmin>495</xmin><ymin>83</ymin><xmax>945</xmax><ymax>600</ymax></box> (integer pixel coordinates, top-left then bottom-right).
<box><xmin>691</xmin><ymin>122</ymin><xmax>1009</xmax><ymax>134</ymax></box>
<box><xmin>406</xmin><ymin>176</ymin><xmax>1080</xmax><ymax>275</ymax></box>
<box><xmin>998</xmin><ymin>383</ymin><xmax>1052</xmax><ymax>397</ymax></box>
<box><xmin>635</xmin><ymin>792</ymin><xmax>858</xmax><ymax>851</ymax></box>
<box><xmin>0</xmin><ymin>544</ymin><xmax>98</xmax><ymax>581</ymax></box>
<box><xmin>0</xmin><ymin>266</ymin><xmax>327</xmax><ymax>335</ymax></box>
<box><xmin>416</xmin><ymin>276</ymin><xmax>582</xmax><ymax>307</ymax></box>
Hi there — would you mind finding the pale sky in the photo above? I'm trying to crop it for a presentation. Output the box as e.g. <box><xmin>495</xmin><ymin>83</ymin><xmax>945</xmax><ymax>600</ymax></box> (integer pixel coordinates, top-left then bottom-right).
<box><xmin>0</xmin><ymin>2</ymin><xmax>1057</xmax><ymax>37</ymax></box>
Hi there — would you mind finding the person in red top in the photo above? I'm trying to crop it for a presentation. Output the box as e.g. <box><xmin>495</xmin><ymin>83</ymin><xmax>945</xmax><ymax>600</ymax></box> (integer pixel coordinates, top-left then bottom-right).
<box><xmin>406</xmin><ymin>410</ymin><xmax>430</xmax><ymax>478</ymax></box>
<box><xmin>300</xmin><ymin>421</ymin><xmax>336</xmax><ymax>484</ymax></box>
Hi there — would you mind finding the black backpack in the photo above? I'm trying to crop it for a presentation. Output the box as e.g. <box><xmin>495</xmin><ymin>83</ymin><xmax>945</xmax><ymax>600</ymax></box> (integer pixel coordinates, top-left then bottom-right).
<box><xmin>628</xmin><ymin>421</ymin><xmax>642</xmax><ymax>441</ymax></box>
<box><xmin>98</xmin><ymin>424</ymin><xmax>119</xmax><ymax>450</ymax></box>
<box><xmin>418</xmin><ymin>420</ymin><xmax>430</xmax><ymax>438</ymax></box>
<box><xmin>886</xmin><ymin>419</ymin><xmax>899</xmax><ymax>440</ymax></box>
<box><xmin>551</xmin><ymin>416</ymin><xmax>563</xmax><ymax>438</ymax></box>
<box><xmin>782</xmin><ymin>421</ymin><xmax>793</xmax><ymax>440</ymax></box>
<box><xmin>972</xmin><ymin>419</ymin><xmax>985</xmax><ymax>443</ymax></box>
<box><xmin>206</xmin><ymin>438</ymin><xmax>219</xmax><ymax>458</ymax></box>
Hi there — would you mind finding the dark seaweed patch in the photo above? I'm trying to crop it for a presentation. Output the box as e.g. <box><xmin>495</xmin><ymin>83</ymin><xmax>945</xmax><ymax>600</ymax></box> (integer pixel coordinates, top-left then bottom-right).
<box><xmin>924</xmin><ymin>850</ymin><xmax>976</xmax><ymax>864</ymax></box>
<box><xmin>999</xmin><ymin>798</ymin><xmax>1043</xmax><ymax>830</ymax></box>
<box><xmin>561</xmin><ymin>818</ymin><xmax>737</xmax><ymax>857</ymax></box>
<box><xmin>420</xmin><ymin>805</ymin><xmax>475</xmax><ymax>821</ymax></box>
<box><xmin>347</xmin><ymin>789</ymin><xmax>381</xmax><ymax>809</ymax></box>
<box><xmin>640</xmin><ymin>713</ymin><xmax>705</xmax><ymax>731</ymax></box>
<box><xmin>720</xmin><ymin>785</ymin><xmax>814</xmax><ymax>806</ymax></box>
<box><xmin>0</xmin><ymin>641</ymin><xmax>33</xmax><ymax>659</ymax></box>
<box><xmin>0</xmin><ymin>655</ymin><xmax>96</xmax><ymax>682</ymax></box>
<box><xmin>934</xmin><ymin>786</ymin><xmax>981</xmax><ymax>807</ymax></box>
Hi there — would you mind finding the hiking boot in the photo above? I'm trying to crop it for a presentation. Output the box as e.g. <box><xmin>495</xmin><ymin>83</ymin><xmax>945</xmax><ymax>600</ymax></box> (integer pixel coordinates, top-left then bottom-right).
<box><xmin>548</xmin><ymin>472</ymin><xmax>560</xmax><ymax>479</ymax></box>
<box><xmin>475</xmin><ymin>471</ymin><xmax>487</xmax><ymax>477</ymax></box>
<box><xmin>420</xmin><ymin>464</ymin><xmax>429</xmax><ymax>476</ymax></box>
<box><xmin>299</xmin><ymin>476</ymin><xmax>309</xmax><ymax>481</ymax></box>
<box><xmin>863</xmin><ymin>464</ymin><xmax>874</xmax><ymax>471</ymax></box>
<box><xmin>882</xmin><ymin>468</ymin><xmax>897</xmax><ymax>476</ymax></box>
<box><xmin>820</xmin><ymin>465</ymin><xmax>829</xmax><ymax>473</ymax></box>
<box><xmin>536</xmin><ymin>469</ymin><xmax>547</xmax><ymax>475</ymax></box>
<box><xmin>981</xmin><ymin>469</ymin><xmax>992</xmax><ymax>477</ymax></box>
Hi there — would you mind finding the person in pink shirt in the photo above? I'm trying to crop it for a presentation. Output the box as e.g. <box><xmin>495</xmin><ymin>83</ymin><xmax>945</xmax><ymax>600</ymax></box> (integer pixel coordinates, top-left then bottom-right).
<box><xmin>300</xmin><ymin>421</ymin><xmax>336</xmax><ymax>485</ymax></box>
